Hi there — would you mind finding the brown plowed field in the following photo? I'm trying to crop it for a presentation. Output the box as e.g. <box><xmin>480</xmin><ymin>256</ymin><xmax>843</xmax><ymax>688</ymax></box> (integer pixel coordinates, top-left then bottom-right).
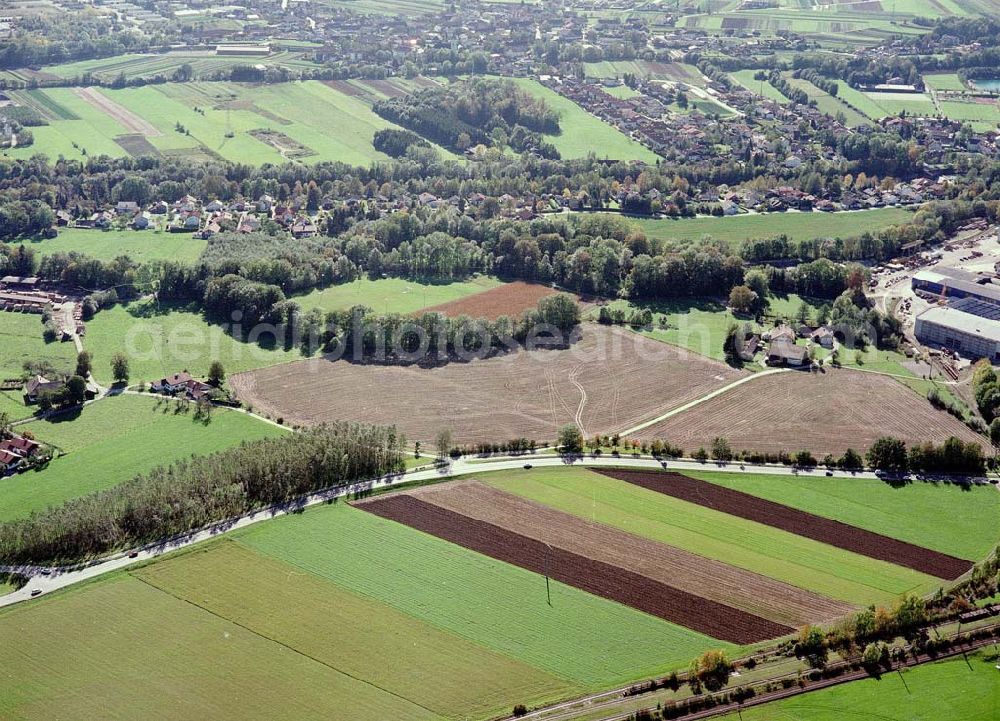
<box><xmin>633</xmin><ymin>368</ymin><xmax>984</xmax><ymax>457</ymax></box>
<box><xmin>597</xmin><ymin>470</ymin><xmax>973</xmax><ymax>580</ymax></box>
<box><xmin>357</xmin><ymin>493</ymin><xmax>791</xmax><ymax>644</ymax></box>
<box><xmin>405</xmin><ymin>481</ymin><xmax>852</xmax><ymax>627</ymax></box>
<box><xmin>419</xmin><ymin>281</ymin><xmax>560</xmax><ymax>320</ymax></box>
<box><xmin>231</xmin><ymin>324</ymin><xmax>746</xmax><ymax>443</ymax></box>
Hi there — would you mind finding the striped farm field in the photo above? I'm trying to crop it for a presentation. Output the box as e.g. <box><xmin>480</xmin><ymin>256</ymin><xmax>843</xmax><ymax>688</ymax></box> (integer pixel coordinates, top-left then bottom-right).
<box><xmin>134</xmin><ymin>542</ymin><xmax>576</xmax><ymax>720</ymax></box>
<box><xmin>595</xmin><ymin>470</ymin><xmax>971</xmax><ymax>579</ymax></box>
<box><xmin>0</xmin><ymin>575</ymin><xmax>444</xmax><ymax>721</ymax></box>
<box><xmin>6</xmin><ymin>81</ymin><xmax>432</xmax><ymax>165</ymax></box>
<box><xmin>688</xmin><ymin>469</ymin><xmax>1000</xmax><ymax>562</ymax></box>
<box><xmin>236</xmin><ymin>501</ymin><xmax>733</xmax><ymax>687</ymax></box>
<box><xmin>2</xmin><ymin>462</ymin><xmax>998</xmax><ymax>720</ymax></box>
<box><xmin>358</xmin><ymin>482</ymin><xmax>850</xmax><ymax>636</ymax></box>
<box><xmin>480</xmin><ymin>466</ymin><xmax>939</xmax><ymax>606</ymax></box>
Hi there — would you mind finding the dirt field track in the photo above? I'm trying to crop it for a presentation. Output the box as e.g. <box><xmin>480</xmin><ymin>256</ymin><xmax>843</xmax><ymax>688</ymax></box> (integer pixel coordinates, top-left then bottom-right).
<box><xmin>231</xmin><ymin>324</ymin><xmax>746</xmax><ymax>444</ymax></box>
<box><xmin>357</xmin><ymin>492</ymin><xmax>793</xmax><ymax>643</ymax></box>
<box><xmin>403</xmin><ymin>481</ymin><xmax>853</xmax><ymax>627</ymax></box>
<box><xmin>73</xmin><ymin>87</ymin><xmax>163</xmax><ymax>137</ymax></box>
<box><xmin>597</xmin><ymin>470</ymin><xmax>973</xmax><ymax>579</ymax></box>
<box><xmin>420</xmin><ymin>281</ymin><xmax>559</xmax><ymax>320</ymax></box>
<box><xmin>634</xmin><ymin>368</ymin><xmax>984</xmax><ymax>456</ymax></box>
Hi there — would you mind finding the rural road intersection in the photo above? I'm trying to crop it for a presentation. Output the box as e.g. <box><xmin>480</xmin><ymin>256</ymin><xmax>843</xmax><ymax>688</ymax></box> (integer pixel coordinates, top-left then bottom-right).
<box><xmin>0</xmin><ymin>455</ymin><xmax>973</xmax><ymax>608</ymax></box>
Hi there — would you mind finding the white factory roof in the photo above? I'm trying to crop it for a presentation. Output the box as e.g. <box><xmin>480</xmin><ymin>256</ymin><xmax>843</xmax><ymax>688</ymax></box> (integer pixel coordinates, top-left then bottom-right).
<box><xmin>917</xmin><ymin>305</ymin><xmax>1000</xmax><ymax>343</ymax></box>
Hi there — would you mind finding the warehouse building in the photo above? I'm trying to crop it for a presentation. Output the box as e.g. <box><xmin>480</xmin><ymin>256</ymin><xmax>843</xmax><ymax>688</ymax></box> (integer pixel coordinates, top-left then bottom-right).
<box><xmin>911</xmin><ymin>267</ymin><xmax>1000</xmax><ymax>306</ymax></box>
<box><xmin>914</xmin><ymin>299</ymin><xmax>1000</xmax><ymax>360</ymax></box>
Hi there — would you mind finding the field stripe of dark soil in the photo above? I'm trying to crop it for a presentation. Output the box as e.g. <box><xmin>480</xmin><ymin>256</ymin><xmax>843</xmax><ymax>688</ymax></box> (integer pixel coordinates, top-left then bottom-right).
<box><xmin>597</xmin><ymin>470</ymin><xmax>972</xmax><ymax>580</ymax></box>
<box><xmin>357</xmin><ymin>495</ymin><xmax>792</xmax><ymax>644</ymax></box>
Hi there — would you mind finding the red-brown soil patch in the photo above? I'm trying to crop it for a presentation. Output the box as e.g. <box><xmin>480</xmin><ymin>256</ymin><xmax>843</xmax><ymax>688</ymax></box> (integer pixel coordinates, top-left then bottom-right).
<box><xmin>407</xmin><ymin>481</ymin><xmax>853</xmax><ymax>627</ymax></box>
<box><xmin>323</xmin><ymin>79</ymin><xmax>363</xmax><ymax>97</ymax></box>
<box><xmin>231</xmin><ymin>324</ymin><xmax>746</xmax><ymax>444</ymax></box>
<box><xmin>597</xmin><ymin>470</ymin><xmax>973</xmax><ymax>580</ymax></box>
<box><xmin>420</xmin><ymin>281</ymin><xmax>560</xmax><ymax>320</ymax></box>
<box><xmin>633</xmin><ymin>368</ymin><xmax>985</xmax><ymax>457</ymax></box>
<box><xmin>357</xmin><ymin>493</ymin><xmax>792</xmax><ymax>644</ymax></box>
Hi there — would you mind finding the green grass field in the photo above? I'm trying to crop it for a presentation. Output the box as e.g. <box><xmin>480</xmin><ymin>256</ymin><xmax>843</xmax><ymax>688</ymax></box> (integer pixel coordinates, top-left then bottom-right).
<box><xmin>292</xmin><ymin>276</ymin><xmax>501</xmax><ymax>315</ymax></box>
<box><xmin>237</xmin><ymin>502</ymin><xmax>736</xmax><ymax>688</ymax></box>
<box><xmin>1</xmin><ymin>394</ymin><xmax>282</xmax><ymax>521</ymax></box>
<box><xmin>689</xmin><ymin>471</ymin><xmax>1000</xmax><ymax>561</ymax></box>
<box><xmin>631</xmin><ymin>207</ymin><xmax>915</xmax><ymax>248</ymax></box>
<box><xmin>135</xmin><ymin>541</ymin><xmax>577</xmax><ymax>720</ymax></box>
<box><xmin>718</xmin><ymin>649</ymin><xmax>998</xmax><ymax>721</ymax></box>
<box><xmin>511</xmin><ymin>79</ymin><xmax>660</xmax><ymax>163</ymax></box>
<box><xmin>0</xmin><ymin>575</ymin><xmax>441</xmax><ymax>721</ymax></box>
<box><xmin>729</xmin><ymin>70</ymin><xmax>789</xmax><ymax>103</ymax></box>
<box><xmin>832</xmin><ymin>81</ymin><xmax>886</xmax><ymax>119</ymax></box>
<box><xmin>6</xmin><ymin>81</ymin><xmax>421</xmax><ymax>166</ymax></box>
<box><xmin>0</xmin><ymin>312</ymin><xmax>76</xmax><ymax>381</ymax></box>
<box><xmin>863</xmin><ymin>90</ymin><xmax>938</xmax><ymax>118</ymax></box>
<box><xmin>0</xmin><ymin>312</ymin><xmax>76</xmax><ymax>420</ymax></box>
<box><xmin>583</xmin><ymin>61</ymin><xmax>705</xmax><ymax>86</ymax></box>
<box><xmin>482</xmin><ymin>467</ymin><xmax>937</xmax><ymax>603</ymax></box>
<box><xmin>585</xmin><ymin>294</ymin><xmax>825</xmax><ymax>361</ymax></box>
<box><xmin>82</xmin><ymin>299</ymin><xmax>316</xmax><ymax>386</ymax></box>
<box><xmin>14</xmin><ymin>227</ymin><xmax>207</xmax><ymax>264</ymax></box>
<box><xmin>602</xmin><ymin>85</ymin><xmax>642</xmax><ymax>100</ymax></box>
<box><xmin>37</xmin><ymin>50</ymin><xmax>319</xmax><ymax>83</ymax></box>
<box><xmin>923</xmin><ymin>73</ymin><xmax>969</xmax><ymax>92</ymax></box>
<box><xmin>785</xmin><ymin>76</ymin><xmax>872</xmax><ymax>128</ymax></box>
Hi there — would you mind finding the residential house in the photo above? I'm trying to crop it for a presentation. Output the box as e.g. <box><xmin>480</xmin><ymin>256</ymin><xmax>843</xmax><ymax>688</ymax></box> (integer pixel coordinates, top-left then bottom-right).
<box><xmin>150</xmin><ymin>372</ymin><xmax>213</xmax><ymax>400</ymax></box>
<box><xmin>0</xmin><ymin>449</ymin><xmax>22</xmax><ymax>474</ymax></box>
<box><xmin>23</xmin><ymin>375</ymin><xmax>65</xmax><ymax>404</ymax></box>
<box><xmin>810</xmin><ymin>326</ymin><xmax>835</xmax><ymax>348</ymax></box>
<box><xmin>766</xmin><ymin>339</ymin><xmax>809</xmax><ymax>366</ymax></box>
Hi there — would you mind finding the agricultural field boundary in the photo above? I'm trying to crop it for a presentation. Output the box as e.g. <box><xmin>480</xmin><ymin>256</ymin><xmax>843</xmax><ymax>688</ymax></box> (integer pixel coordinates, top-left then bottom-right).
<box><xmin>619</xmin><ymin>368</ymin><xmax>788</xmax><ymax>436</ymax></box>
<box><xmin>355</xmin><ymin>493</ymin><xmax>793</xmax><ymax>643</ymax></box>
<box><xmin>0</xmin><ymin>456</ymin><xmax>991</xmax><ymax>610</ymax></box>
<box><xmin>596</xmin><ymin>470</ymin><xmax>973</xmax><ymax>579</ymax></box>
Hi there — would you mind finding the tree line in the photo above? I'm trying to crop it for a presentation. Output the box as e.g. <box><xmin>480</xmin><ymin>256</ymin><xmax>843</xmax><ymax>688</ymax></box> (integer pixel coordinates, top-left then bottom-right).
<box><xmin>0</xmin><ymin>423</ymin><xmax>405</xmax><ymax>564</ymax></box>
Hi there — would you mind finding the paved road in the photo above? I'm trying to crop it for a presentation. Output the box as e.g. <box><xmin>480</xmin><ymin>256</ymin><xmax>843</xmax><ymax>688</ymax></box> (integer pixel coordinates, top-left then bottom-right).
<box><xmin>0</xmin><ymin>454</ymin><xmax>904</xmax><ymax>608</ymax></box>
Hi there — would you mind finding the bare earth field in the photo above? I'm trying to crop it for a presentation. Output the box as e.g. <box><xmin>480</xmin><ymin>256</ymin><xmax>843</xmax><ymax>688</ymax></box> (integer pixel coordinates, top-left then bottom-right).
<box><xmin>357</xmin><ymin>491</ymin><xmax>792</xmax><ymax>643</ymax></box>
<box><xmin>420</xmin><ymin>281</ymin><xmax>559</xmax><ymax>320</ymax></box>
<box><xmin>634</xmin><ymin>368</ymin><xmax>983</xmax><ymax>456</ymax></box>
<box><xmin>402</xmin><ymin>481</ymin><xmax>852</xmax><ymax>628</ymax></box>
<box><xmin>231</xmin><ymin>324</ymin><xmax>746</xmax><ymax>443</ymax></box>
<box><xmin>596</xmin><ymin>470</ymin><xmax>973</xmax><ymax>579</ymax></box>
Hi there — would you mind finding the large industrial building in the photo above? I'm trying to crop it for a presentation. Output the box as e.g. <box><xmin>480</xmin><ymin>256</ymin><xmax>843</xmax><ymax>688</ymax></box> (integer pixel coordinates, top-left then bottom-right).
<box><xmin>911</xmin><ymin>267</ymin><xmax>1000</xmax><ymax>306</ymax></box>
<box><xmin>914</xmin><ymin>297</ymin><xmax>1000</xmax><ymax>360</ymax></box>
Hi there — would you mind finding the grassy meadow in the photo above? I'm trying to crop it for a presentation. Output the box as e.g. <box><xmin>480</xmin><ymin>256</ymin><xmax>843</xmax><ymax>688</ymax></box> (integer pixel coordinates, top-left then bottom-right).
<box><xmin>0</xmin><ymin>575</ymin><xmax>441</xmax><ymax>721</ymax></box>
<box><xmin>511</xmin><ymin>78</ymin><xmax>661</xmax><ymax>163</ymax></box>
<box><xmin>6</xmin><ymin>81</ymin><xmax>416</xmax><ymax>166</ymax></box>
<box><xmin>631</xmin><ymin>207</ymin><xmax>915</xmax><ymax>248</ymax></box>
<box><xmin>83</xmin><ymin>277</ymin><xmax>502</xmax><ymax>384</ymax></box>
<box><xmin>82</xmin><ymin>300</ymin><xmax>316</xmax><ymax>385</ymax></box>
<box><xmin>586</xmin><ymin>293</ymin><xmax>826</xmax><ymax>361</ymax></box>
<box><xmin>718</xmin><ymin>649</ymin><xmax>999</xmax><ymax>721</ymax></box>
<box><xmin>134</xmin><ymin>541</ymin><xmax>577</xmax><ymax>721</ymax></box>
<box><xmin>14</xmin><ymin>227</ymin><xmax>207</xmax><ymax>264</ymax></box>
<box><xmin>483</xmin><ymin>466</ymin><xmax>938</xmax><ymax>604</ymax></box>
<box><xmin>0</xmin><ymin>313</ymin><xmax>76</xmax><ymax>420</ymax></box>
<box><xmin>1</xmin><ymin>394</ymin><xmax>282</xmax><ymax>522</ymax></box>
<box><xmin>292</xmin><ymin>276</ymin><xmax>501</xmax><ymax>315</ymax></box>
<box><xmin>689</xmin><ymin>471</ymin><xmax>1000</xmax><ymax>561</ymax></box>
